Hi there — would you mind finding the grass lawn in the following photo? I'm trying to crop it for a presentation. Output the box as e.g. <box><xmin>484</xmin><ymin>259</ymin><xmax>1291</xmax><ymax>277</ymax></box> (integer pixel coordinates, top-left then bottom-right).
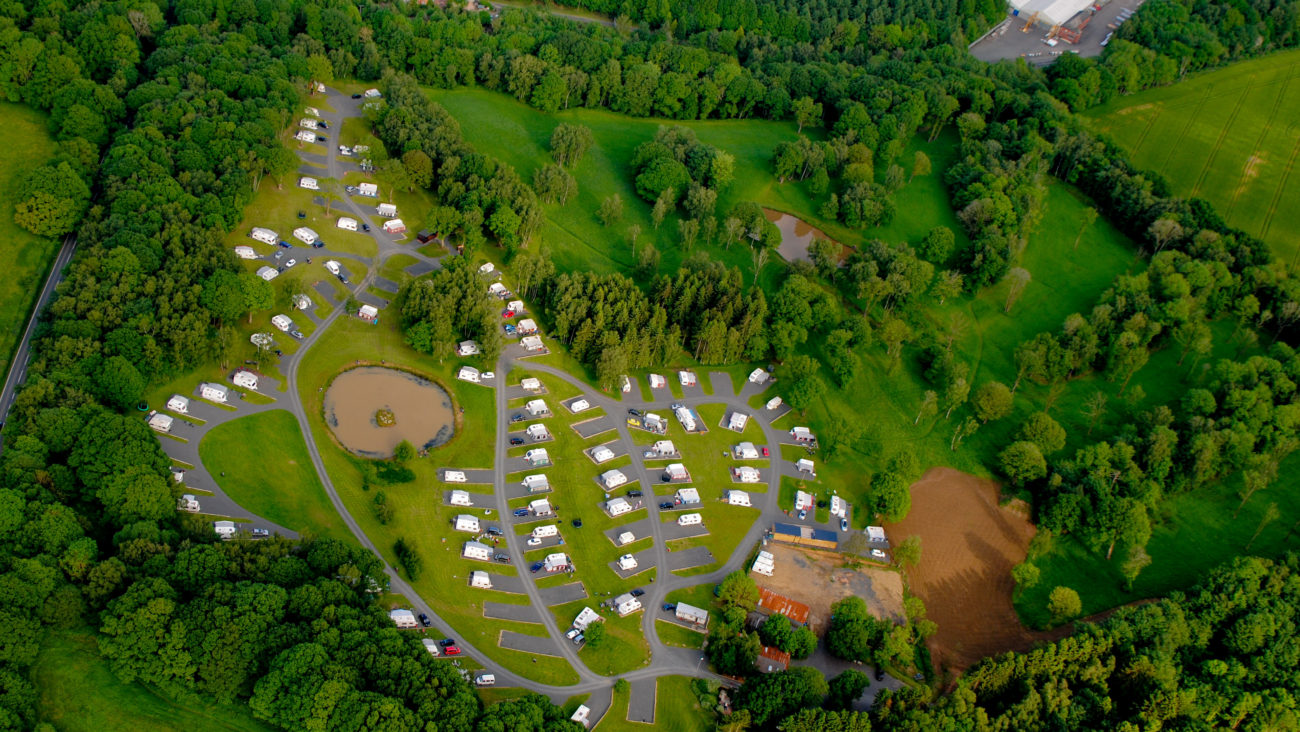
<box><xmin>427</xmin><ymin>86</ymin><xmax>809</xmax><ymax>280</ymax></box>
<box><xmin>0</xmin><ymin>102</ymin><xmax>60</xmax><ymax>380</ymax></box>
<box><xmin>224</xmin><ymin>180</ymin><xmax>379</xmax><ymax>260</ymax></box>
<box><xmin>596</xmin><ymin>676</ymin><xmax>713</xmax><ymax>732</ymax></box>
<box><xmin>551</xmin><ymin>599</ymin><xmax>653</xmax><ymax>676</ymax></box>
<box><xmin>1082</xmin><ymin>48</ymin><xmax>1300</xmax><ymax>262</ymax></box>
<box><xmin>34</xmin><ymin>629</ymin><xmax>275</xmax><ymax>732</ymax></box>
<box><xmin>198</xmin><ymin>410</ymin><xmax>353</xmax><ymax>543</ymax></box>
<box><xmin>293</xmin><ymin>315</ymin><xmax>584</xmax><ymax>685</ymax></box>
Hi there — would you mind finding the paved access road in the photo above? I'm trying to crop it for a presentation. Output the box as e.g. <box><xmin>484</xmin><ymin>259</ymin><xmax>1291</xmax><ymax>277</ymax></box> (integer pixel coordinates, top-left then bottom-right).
<box><xmin>0</xmin><ymin>233</ymin><xmax>77</xmax><ymax>434</ymax></box>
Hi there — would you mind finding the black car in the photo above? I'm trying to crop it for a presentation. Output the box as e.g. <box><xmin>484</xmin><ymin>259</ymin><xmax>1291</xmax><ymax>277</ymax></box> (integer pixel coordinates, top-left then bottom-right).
<box><xmin>662</xmin><ymin>603</ymin><xmax>676</xmax><ymax>612</ymax></box>
<box><xmin>510</xmin><ymin>414</ymin><xmax>524</xmax><ymax>423</ymax></box>
<box><xmin>312</xmin><ymin>241</ymin><xmax>325</xmax><ymax>248</ymax></box>
<box><xmin>875</xmin><ymin>667</ymin><xmax>886</xmax><ymax>682</ymax></box>
<box><xmin>438</xmin><ymin>638</ymin><xmax>455</xmax><ymax>647</ymax></box>
<box><xmin>486</xmin><ymin>525</ymin><xmax>502</xmax><ymax>536</ymax></box>
<box><xmin>628</xmin><ymin>408</ymin><xmax>643</xmax><ymax>417</ymax></box>
<box><xmin>351</xmin><ymin>93</ymin><xmax>362</xmax><ymax>99</ymax></box>
<box><xmin>626</xmin><ymin>489</ymin><xmax>643</xmax><ymax>498</ymax></box>
<box><xmin>362</xmin><ymin>223</ymin><xmax>371</xmax><ymax>232</ymax></box>
<box><xmin>493</xmin><ymin>552</ymin><xmax>511</xmax><ymax>563</ymax></box>
<box><xmin>510</xmin><ymin>437</ymin><xmax>524</xmax><ymax>446</ymax></box>
<box><xmin>630</xmin><ymin>588</ymin><xmax>645</xmax><ymax>597</ymax></box>
<box><xmin>418</xmin><ymin>613</ymin><xmax>432</xmax><ymax>627</ymax></box>
<box><xmin>317</xmin><ymin>121</ymin><xmax>329</xmax><ymax>129</ymax></box>
<box><xmin>659</xmin><ymin>502</ymin><xmax>674</xmax><ymax>510</ymax></box>
<box><xmin>338</xmin><ymin>274</ymin><xmax>350</xmax><ymax>284</ymax></box>
<box><xmin>572</xmin><ymin>518</ymin><xmax>583</xmax><ymax>528</ymax></box>
<box><xmin>316</xmin><ymin>135</ymin><xmax>327</xmax><ymax>142</ymax></box>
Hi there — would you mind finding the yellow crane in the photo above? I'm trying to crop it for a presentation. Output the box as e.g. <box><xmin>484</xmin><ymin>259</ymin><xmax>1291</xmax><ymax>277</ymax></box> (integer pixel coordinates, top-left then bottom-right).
<box><xmin>1022</xmin><ymin>11</ymin><xmax>1039</xmax><ymax>31</ymax></box>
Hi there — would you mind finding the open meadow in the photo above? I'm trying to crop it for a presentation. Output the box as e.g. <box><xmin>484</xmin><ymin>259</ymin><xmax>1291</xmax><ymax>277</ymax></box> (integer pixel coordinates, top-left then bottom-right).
<box><xmin>1083</xmin><ymin>48</ymin><xmax>1300</xmax><ymax>262</ymax></box>
<box><xmin>0</xmin><ymin>102</ymin><xmax>60</xmax><ymax>379</ymax></box>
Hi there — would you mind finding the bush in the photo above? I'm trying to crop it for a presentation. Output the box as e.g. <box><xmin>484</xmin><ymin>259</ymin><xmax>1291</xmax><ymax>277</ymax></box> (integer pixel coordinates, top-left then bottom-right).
<box><xmin>1047</xmin><ymin>586</ymin><xmax>1082</xmax><ymax>625</ymax></box>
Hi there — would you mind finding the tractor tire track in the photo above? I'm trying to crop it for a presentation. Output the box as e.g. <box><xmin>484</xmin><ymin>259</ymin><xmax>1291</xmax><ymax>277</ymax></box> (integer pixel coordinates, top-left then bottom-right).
<box><xmin>1191</xmin><ymin>80</ymin><xmax>1253</xmax><ymax>197</ymax></box>
<box><xmin>1159</xmin><ymin>83</ymin><xmax>1215</xmax><ymax>179</ymax></box>
<box><xmin>1258</xmin><ymin>134</ymin><xmax>1300</xmax><ymax>241</ymax></box>
<box><xmin>1225</xmin><ymin>69</ymin><xmax>1295</xmax><ymax>220</ymax></box>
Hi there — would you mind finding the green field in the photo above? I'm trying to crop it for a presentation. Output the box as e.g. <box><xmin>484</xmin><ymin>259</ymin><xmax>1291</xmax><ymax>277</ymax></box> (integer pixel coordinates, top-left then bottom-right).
<box><xmin>1083</xmin><ymin>48</ymin><xmax>1300</xmax><ymax>262</ymax></box>
<box><xmin>35</xmin><ymin>629</ymin><xmax>276</xmax><ymax>732</ymax></box>
<box><xmin>597</xmin><ymin>676</ymin><xmax>713</xmax><ymax>732</ymax></box>
<box><xmin>198</xmin><ymin>410</ymin><xmax>353</xmax><ymax>543</ymax></box>
<box><xmin>0</xmin><ymin>102</ymin><xmax>61</xmax><ymax>380</ymax></box>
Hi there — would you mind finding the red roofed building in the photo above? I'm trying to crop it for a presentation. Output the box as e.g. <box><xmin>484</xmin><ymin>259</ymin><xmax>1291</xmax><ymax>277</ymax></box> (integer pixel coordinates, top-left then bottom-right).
<box><xmin>758</xmin><ymin>588</ymin><xmax>810</xmax><ymax>625</ymax></box>
<box><xmin>756</xmin><ymin>646</ymin><xmax>791</xmax><ymax>673</ymax></box>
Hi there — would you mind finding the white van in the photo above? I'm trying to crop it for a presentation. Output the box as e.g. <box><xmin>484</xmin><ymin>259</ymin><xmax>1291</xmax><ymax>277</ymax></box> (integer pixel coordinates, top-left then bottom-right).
<box><xmin>475</xmin><ymin>674</ymin><xmax>496</xmax><ymax>687</ymax></box>
<box><xmin>677</xmin><ymin>513</ymin><xmax>703</xmax><ymax>526</ymax></box>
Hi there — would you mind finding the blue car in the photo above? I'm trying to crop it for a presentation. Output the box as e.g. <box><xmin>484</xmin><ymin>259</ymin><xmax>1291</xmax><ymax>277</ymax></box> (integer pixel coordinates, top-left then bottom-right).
<box><xmin>513</xmin><ymin>508</ymin><xmax>530</xmax><ymax>517</ymax></box>
<box><xmin>278</xmin><ymin>240</ymin><xmax>292</xmax><ymax>248</ymax></box>
<box><xmin>504</xmin><ymin>323</ymin><xmax>517</xmax><ymax>335</ymax></box>
<box><xmin>530</xmin><ymin>561</ymin><xmax>545</xmax><ymax>573</ymax></box>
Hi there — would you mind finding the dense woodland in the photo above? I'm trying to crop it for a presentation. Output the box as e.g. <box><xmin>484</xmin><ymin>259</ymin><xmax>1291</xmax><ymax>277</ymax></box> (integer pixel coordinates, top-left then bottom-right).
<box><xmin>1</xmin><ymin>0</ymin><xmax>1300</xmax><ymax>728</ymax></box>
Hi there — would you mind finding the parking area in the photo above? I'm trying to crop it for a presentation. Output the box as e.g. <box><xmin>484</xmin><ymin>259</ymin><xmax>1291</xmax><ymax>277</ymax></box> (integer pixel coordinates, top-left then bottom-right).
<box><xmin>572</xmin><ymin>415</ymin><xmax>616</xmax><ymax>439</ymax></box>
<box><xmin>660</xmin><ymin>521</ymin><xmax>710</xmax><ymax>542</ymax></box>
<box><xmin>607</xmin><ymin>548</ymin><xmax>658</xmax><ymax>579</ymax></box>
<box><xmin>483</xmin><ymin>602</ymin><xmax>544</xmax><ymax>624</ymax></box>
<box><xmin>538</xmin><ymin>582</ymin><xmax>589</xmax><ymax>606</ymax></box>
<box><xmin>499</xmin><ymin>630</ymin><xmax>564</xmax><ymax>657</ymax></box>
<box><xmin>969</xmin><ymin>0</ymin><xmax>1138</xmax><ymax>66</ymax></box>
<box><xmin>441</xmin><ymin>490</ymin><xmax>494</xmax><ymax>508</ymax></box>
<box><xmin>602</xmin><ymin>517</ymin><xmax>653</xmax><ymax>546</ymax></box>
<box><xmin>627</xmin><ymin>678</ymin><xmax>657</xmax><ymax>724</ymax></box>
<box><xmin>666</xmin><ymin>546</ymin><xmax>716</xmax><ymax>572</ymax></box>
<box><xmin>441</xmin><ymin>468</ymin><xmax>494</xmax><ymax>484</ymax></box>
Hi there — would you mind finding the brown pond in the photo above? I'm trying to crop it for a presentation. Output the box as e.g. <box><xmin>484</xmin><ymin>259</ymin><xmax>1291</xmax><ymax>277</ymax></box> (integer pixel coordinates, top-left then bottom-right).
<box><xmin>763</xmin><ymin>207</ymin><xmax>846</xmax><ymax>264</ymax></box>
<box><xmin>324</xmin><ymin>367</ymin><xmax>454</xmax><ymax>458</ymax></box>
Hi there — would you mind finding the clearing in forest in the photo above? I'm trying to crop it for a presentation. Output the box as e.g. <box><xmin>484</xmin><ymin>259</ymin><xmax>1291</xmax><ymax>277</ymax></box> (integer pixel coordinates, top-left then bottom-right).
<box><xmin>1083</xmin><ymin>48</ymin><xmax>1300</xmax><ymax>263</ymax></box>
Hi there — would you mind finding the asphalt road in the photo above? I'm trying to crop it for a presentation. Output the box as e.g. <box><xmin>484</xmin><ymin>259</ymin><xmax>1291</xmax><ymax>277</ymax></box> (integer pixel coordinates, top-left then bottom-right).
<box><xmin>0</xmin><ymin>232</ymin><xmax>76</xmax><ymax>433</ymax></box>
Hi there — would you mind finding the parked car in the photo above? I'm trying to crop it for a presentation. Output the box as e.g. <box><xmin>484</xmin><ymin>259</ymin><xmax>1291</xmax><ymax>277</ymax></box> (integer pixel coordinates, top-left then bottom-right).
<box><xmin>628</xmin><ymin>408</ymin><xmax>643</xmax><ymax>417</ymax></box>
<box><xmin>351</xmin><ymin>93</ymin><xmax>362</xmax><ymax>98</ymax></box>
<box><xmin>444</xmin><ymin>646</ymin><xmax>461</xmax><ymax>656</ymax></box>
<box><xmin>627</xmin><ymin>417</ymin><xmax>642</xmax><ymax>428</ymax></box>
<box><xmin>285</xmin><ymin>259</ymin><xmax>296</xmax><ymax>268</ymax></box>
<box><xmin>565</xmin><ymin>628</ymin><xmax>581</xmax><ymax>640</ymax></box>
<box><xmin>626</xmin><ymin>489</ymin><xmax>643</xmax><ymax>498</ymax></box>
<box><xmin>504</xmin><ymin>323</ymin><xmax>516</xmax><ymax>335</ymax></box>
<box><xmin>251</xmin><ymin>528</ymin><xmax>270</xmax><ymax>537</ymax></box>
<box><xmin>438</xmin><ymin>638</ymin><xmax>456</xmax><ymax>647</ymax></box>
<box><xmin>630</xmin><ymin>588</ymin><xmax>645</xmax><ymax>597</ymax></box>
<box><xmin>290</xmin><ymin>329</ymin><xmax>304</xmax><ymax>340</ymax></box>
<box><xmin>273</xmin><ymin>251</ymin><xmax>284</xmax><ymax>260</ymax></box>
<box><xmin>419</xmin><ymin>613</ymin><xmax>432</xmax><ymax>627</ymax></box>
<box><xmin>297</xmin><ymin>211</ymin><xmax>306</xmax><ymax>219</ymax></box>
<box><xmin>338</xmin><ymin>274</ymin><xmax>350</xmax><ymax>284</ymax></box>
<box><xmin>572</xmin><ymin>634</ymin><xmax>584</xmax><ymax>646</ymax></box>
<box><xmin>278</xmin><ymin>240</ymin><xmax>292</xmax><ymax>248</ymax></box>
<box><xmin>840</xmin><ymin>518</ymin><xmax>849</xmax><ymax>532</ymax></box>
<box><xmin>486</xmin><ymin>525</ymin><xmax>502</xmax><ymax>536</ymax></box>
<box><xmin>362</xmin><ymin>223</ymin><xmax>370</xmax><ymax>232</ymax></box>
<box><xmin>527</xmin><ymin>537</ymin><xmax>542</xmax><ymax>546</ymax></box>
<box><xmin>659</xmin><ymin>502</ymin><xmax>673</xmax><ymax>510</ymax></box>
<box><xmin>530</xmin><ymin>561</ymin><xmax>545</xmax><ymax>573</ymax></box>
<box><xmin>513</xmin><ymin>508</ymin><xmax>530</xmax><ymax>517</ymax></box>
<box><xmin>510</xmin><ymin>437</ymin><xmax>524</xmax><ymax>446</ymax></box>
<box><xmin>662</xmin><ymin>603</ymin><xmax>676</xmax><ymax>612</ymax></box>
<box><xmin>798</xmin><ymin>508</ymin><xmax>808</xmax><ymax>520</ymax></box>
<box><xmin>572</xmin><ymin>518</ymin><xmax>583</xmax><ymax>528</ymax></box>
<box><xmin>761</xmin><ymin>446</ymin><xmax>770</xmax><ymax>457</ymax></box>
<box><xmin>493</xmin><ymin>553</ymin><xmax>511</xmax><ymax>563</ymax></box>
<box><xmin>511</xmin><ymin>414</ymin><xmax>524</xmax><ymax>423</ymax></box>
<box><xmin>316</xmin><ymin>135</ymin><xmax>327</xmax><ymax>142</ymax></box>
<box><xmin>312</xmin><ymin>240</ymin><xmax>325</xmax><ymax>248</ymax></box>
<box><xmin>317</xmin><ymin>120</ymin><xmax>329</xmax><ymax>129</ymax></box>
<box><xmin>874</xmin><ymin>667</ymin><xmax>886</xmax><ymax>682</ymax></box>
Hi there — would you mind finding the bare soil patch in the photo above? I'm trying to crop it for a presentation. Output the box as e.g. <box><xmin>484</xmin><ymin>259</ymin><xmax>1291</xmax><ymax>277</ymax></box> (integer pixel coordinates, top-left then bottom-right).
<box><xmin>891</xmin><ymin>467</ymin><xmax>1061</xmax><ymax>672</ymax></box>
<box><xmin>750</xmin><ymin>544</ymin><xmax>905</xmax><ymax>633</ymax></box>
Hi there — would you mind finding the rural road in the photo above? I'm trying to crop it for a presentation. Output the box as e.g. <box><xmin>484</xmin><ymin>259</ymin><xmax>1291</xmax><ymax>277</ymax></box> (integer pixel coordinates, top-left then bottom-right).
<box><xmin>493</xmin><ymin>0</ymin><xmax>619</xmax><ymax>28</ymax></box>
<box><xmin>0</xmin><ymin>232</ymin><xmax>77</xmax><ymax>442</ymax></box>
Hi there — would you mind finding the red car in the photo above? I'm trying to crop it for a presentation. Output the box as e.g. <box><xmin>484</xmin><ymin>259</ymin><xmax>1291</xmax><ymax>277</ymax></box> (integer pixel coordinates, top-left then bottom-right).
<box><xmin>444</xmin><ymin>645</ymin><xmax>461</xmax><ymax>656</ymax></box>
<box><xmin>761</xmin><ymin>446</ymin><xmax>770</xmax><ymax>457</ymax></box>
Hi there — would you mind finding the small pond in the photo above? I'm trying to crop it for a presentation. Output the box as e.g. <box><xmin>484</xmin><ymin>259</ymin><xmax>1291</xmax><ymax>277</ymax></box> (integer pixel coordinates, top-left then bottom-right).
<box><xmin>323</xmin><ymin>367</ymin><xmax>454</xmax><ymax>458</ymax></box>
<box><xmin>763</xmin><ymin>208</ymin><xmax>842</xmax><ymax>263</ymax></box>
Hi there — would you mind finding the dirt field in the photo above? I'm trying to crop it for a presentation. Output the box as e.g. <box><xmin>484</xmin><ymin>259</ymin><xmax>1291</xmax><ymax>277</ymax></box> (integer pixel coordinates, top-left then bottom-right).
<box><xmin>891</xmin><ymin>467</ymin><xmax>1061</xmax><ymax>671</ymax></box>
<box><xmin>750</xmin><ymin>543</ymin><xmax>905</xmax><ymax>632</ymax></box>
